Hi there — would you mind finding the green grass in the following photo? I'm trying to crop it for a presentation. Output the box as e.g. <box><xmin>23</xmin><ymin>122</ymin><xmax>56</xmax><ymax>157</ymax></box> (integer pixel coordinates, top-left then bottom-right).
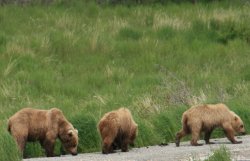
<box><xmin>0</xmin><ymin>0</ymin><xmax>250</xmax><ymax>159</ymax></box>
<box><xmin>205</xmin><ymin>146</ymin><xmax>231</xmax><ymax>161</ymax></box>
<box><xmin>0</xmin><ymin>124</ymin><xmax>21</xmax><ymax>161</ymax></box>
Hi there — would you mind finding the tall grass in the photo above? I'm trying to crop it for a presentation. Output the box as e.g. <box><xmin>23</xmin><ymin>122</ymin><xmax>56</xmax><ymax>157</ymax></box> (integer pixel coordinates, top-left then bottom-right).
<box><xmin>0</xmin><ymin>123</ymin><xmax>21</xmax><ymax>161</ymax></box>
<box><xmin>0</xmin><ymin>0</ymin><xmax>250</xmax><ymax>159</ymax></box>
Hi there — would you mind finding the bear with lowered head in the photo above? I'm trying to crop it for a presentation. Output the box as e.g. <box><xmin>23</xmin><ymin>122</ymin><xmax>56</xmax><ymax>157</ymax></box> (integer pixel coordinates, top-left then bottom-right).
<box><xmin>8</xmin><ymin>107</ymin><xmax>78</xmax><ymax>157</ymax></box>
<box><xmin>98</xmin><ymin>107</ymin><xmax>138</xmax><ymax>154</ymax></box>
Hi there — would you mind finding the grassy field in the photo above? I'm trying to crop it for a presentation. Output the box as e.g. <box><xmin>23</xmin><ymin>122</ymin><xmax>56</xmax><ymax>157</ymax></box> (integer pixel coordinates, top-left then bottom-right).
<box><xmin>0</xmin><ymin>0</ymin><xmax>250</xmax><ymax>160</ymax></box>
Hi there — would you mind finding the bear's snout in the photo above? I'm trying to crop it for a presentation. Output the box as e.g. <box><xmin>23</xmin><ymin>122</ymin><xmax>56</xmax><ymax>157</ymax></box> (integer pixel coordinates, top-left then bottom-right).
<box><xmin>241</xmin><ymin>131</ymin><xmax>246</xmax><ymax>135</ymax></box>
<box><xmin>68</xmin><ymin>148</ymin><xmax>78</xmax><ymax>156</ymax></box>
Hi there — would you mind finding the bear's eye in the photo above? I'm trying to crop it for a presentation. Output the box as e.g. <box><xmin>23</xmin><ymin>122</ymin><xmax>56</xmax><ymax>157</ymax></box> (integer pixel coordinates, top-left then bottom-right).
<box><xmin>240</xmin><ymin>125</ymin><xmax>244</xmax><ymax>128</ymax></box>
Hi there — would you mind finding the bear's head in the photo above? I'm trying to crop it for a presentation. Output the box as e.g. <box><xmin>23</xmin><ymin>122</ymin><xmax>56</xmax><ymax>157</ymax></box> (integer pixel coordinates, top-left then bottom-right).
<box><xmin>59</xmin><ymin>128</ymin><xmax>79</xmax><ymax>155</ymax></box>
<box><xmin>231</xmin><ymin>113</ymin><xmax>246</xmax><ymax>135</ymax></box>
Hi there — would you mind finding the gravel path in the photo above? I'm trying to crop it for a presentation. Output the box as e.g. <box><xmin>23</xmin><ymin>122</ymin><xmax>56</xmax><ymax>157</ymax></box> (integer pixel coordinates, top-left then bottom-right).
<box><xmin>24</xmin><ymin>135</ymin><xmax>250</xmax><ymax>161</ymax></box>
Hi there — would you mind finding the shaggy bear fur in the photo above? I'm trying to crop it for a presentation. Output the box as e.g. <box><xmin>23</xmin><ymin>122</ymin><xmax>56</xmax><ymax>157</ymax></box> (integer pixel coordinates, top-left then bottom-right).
<box><xmin>176</xmin><ymin>103</ymin><xmax>246</xmax><ymax>147</ymax></box>
<box><xmin>98</xmin><ymin>107</ymin><xmax>138</xmax><ymax>154</ymax></box>
<box><xmin>8</xmin><ymin>108</ymin><xmax>78</xmax><ymax>157</ymax></box>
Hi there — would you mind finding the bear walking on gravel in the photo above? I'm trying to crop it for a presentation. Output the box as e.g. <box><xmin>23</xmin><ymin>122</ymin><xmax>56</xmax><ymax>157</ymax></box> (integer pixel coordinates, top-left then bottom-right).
<box><xmin>8</xmin><ymin>108</ymin><xmax>78</xmax><ymax>157</ymax></box>
<box><xmin>98</xmin><ymin>107</ymin><xmax>138</xmax><ymax>154</ymax></box>
<box><xmin>176</xmin><ymin>103</ymin><xmax>246</xmax><ymax>147</ymax></box>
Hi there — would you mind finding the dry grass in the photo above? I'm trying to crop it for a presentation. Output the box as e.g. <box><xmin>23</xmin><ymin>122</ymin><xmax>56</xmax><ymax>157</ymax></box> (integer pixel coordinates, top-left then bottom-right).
<box><xmin>134</xmin><ymin>95</ymin><xmax>161</xmax><ymax>117</ymax></box>
<box><xmin>153</xmin><ymin>13</ymin><xmax>191</xmax><ymax>30</ymax></box>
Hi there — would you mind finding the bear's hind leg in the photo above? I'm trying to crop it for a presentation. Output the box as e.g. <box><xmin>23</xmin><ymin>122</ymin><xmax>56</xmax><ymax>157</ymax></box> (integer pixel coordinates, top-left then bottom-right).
<box><xmin>175</xmin><ymin>129</ymin><xmax>187</xmax><ymax>147</ymax></box>
<box><xmin>15</xmin><ymin>135</ymin><xmax>27</xmax><ymax>156</ymax></box>
<box><xmin>176</xmin><ymin>116</ymin><xmax>190</xmax><ymax>147</ymax></box>
<box><xmin>190</xmin><ymin>125</ymin><xmax>202</xmax><ymax>146</ymax></box>
<box><xmin>10</xmin><ymin>127</ymin><xmax>27</xmax><ymax>156</ymax></box>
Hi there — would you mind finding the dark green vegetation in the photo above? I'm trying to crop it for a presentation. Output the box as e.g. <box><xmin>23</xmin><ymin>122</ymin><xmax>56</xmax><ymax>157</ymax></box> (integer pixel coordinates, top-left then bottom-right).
<box><xmin>0</xmin><ymin>0</ymin><xmax>250</xmax><ymax>159</ymax></box>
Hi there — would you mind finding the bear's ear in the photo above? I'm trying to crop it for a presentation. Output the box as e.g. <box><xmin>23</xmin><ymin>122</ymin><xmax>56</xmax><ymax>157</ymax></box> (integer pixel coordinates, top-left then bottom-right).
<box><xmin>75</xmin><ymin>129</ymin><xmax>78</xmax><ymax>134</ymax></box>
<box><xmin>235</xmin><ymin>116</ymin><xmax>238</xmax><ymax>121</ymax></box>
<box><xmin>68</xmin><ymin>130</ymin><xmax>73</xmax><ymax>137</ymax></box>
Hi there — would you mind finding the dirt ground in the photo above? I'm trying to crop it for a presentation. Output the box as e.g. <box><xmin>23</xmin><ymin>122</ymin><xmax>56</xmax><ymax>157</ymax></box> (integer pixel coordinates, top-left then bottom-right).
<box><xmin>24</xmin><ymin>135</ymin><xmax>250</xmax><ymax>161</ymax></box>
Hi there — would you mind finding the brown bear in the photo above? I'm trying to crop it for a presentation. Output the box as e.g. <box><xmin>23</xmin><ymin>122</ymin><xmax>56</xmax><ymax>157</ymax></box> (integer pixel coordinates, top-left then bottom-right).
<box><xmin>98</xmin><ymin>107</ymin><xmax>138</xmax><ymax>154</ymax></box>
<box><xmin>8</xmin><ymin>107</ymin><xmax>78</xmax><ymax>157</ymax></box>
<box><xmin>176</xmin><ymin>103</ymin><xmax>246</xmax><ymax>147</ymax></box>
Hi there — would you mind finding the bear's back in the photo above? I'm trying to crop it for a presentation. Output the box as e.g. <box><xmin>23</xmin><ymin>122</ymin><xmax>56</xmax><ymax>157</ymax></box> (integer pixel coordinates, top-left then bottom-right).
<box><xmin>184</xmin><ymin>103</ymin><xmax>233</xmax><ymax>126</ymax></box>
<box><xmin>116</xmin><ymin>108</ymin><xmax>136</xmax><ymax>132</ymax></box>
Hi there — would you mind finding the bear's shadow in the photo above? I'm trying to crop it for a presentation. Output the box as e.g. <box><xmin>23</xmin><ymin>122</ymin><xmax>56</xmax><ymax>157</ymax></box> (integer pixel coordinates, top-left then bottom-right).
<box><xmin>180</xmin><ymin>140</ymin><xmax>234</xmax><ymax>147</ymax></box>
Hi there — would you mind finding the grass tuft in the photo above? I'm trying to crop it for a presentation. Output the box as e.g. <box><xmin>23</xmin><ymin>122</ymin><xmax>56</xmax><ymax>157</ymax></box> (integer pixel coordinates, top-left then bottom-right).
<box><xmin>71</xmin><ymin>113</ymin><xmax>100</xmax><ymax>153</ymax></box>
<box><xmin>205</xmin><ymin>146</ymin><xmax>231</xmax><ymax>161</ymax></box>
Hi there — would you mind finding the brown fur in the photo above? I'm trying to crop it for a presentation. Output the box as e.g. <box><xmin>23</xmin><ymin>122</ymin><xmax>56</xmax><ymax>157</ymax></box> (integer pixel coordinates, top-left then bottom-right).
<box><xmin>98</xmin><ymin>107</ymin><xmax>138</xmax><ymax>154</ymax></box>
<box><xmin>8</xmin><ymin>108</ymin><xmax>78</xmax><ymax>157</ymax></box>
<box><xmin>176</xmin><ymin>103</ymin><xmax>246</xmax><ymax>147</ymax></box>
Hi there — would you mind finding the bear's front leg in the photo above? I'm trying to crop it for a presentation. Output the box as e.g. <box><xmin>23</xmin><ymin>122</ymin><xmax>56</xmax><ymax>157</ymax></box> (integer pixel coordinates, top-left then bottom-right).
<box><xmin>121</xmin><ymin>138</ymin><xmax>129</xmax><ymax>152</ymax></box>
<box><xmin>224</xmin><ymin>127</ymin><xmax>242</xmax><ymax>144</ymax></box>
<box><xmin>102</xmin><ymin>137</ymin><xmax>114</xmax><ymax>154</ymax></box>
<box><xmin>43</xmin><ymin>139</ymin><xmax>55</xmax><ymax>157</ymax></box>
<box><xmin>43</xmin><ymin>132</ymin><xmax>57</xmax><ymax>157</ymax></box>
<box><xmin>191</xmin><ymin>130</ymin><xmax>203</xmax><ymax>146</ymax></box>
<box><xmin>204</xmin><ymin>129</ymin><xmax>214</xmax><ymax>144</ymax></box>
